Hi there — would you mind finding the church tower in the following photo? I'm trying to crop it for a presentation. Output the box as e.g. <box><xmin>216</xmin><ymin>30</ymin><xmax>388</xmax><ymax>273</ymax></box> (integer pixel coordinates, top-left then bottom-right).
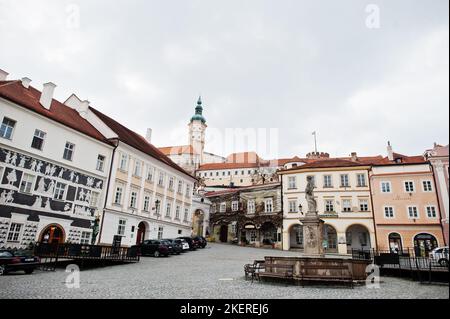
<box><xmin>189</xmin><ymin>96</ymin><xmax>207</xmax><ymax>166</ymax></box>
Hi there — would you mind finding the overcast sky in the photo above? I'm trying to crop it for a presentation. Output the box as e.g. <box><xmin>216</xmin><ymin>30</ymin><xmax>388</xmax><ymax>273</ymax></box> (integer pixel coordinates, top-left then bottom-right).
<box><xmin>0</xmin><ymin>0</ymin><xmax>448</xmax><ymax>159</ymax></box>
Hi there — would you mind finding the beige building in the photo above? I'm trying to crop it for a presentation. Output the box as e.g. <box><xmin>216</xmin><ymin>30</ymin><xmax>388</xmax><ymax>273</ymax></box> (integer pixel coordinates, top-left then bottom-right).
<box><xmin>279</xmin><ymin>155</ymin><xmax>383</xmax><ymax>255</ymax></box>
<box><xmin>371</xmin><ymin>145</ymin><xmax>444</xmax><ymax>256</ymax></box>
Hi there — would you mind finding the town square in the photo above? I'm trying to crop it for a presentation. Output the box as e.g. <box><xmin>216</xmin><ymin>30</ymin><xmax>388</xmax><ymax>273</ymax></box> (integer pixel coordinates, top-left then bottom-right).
<box><xmin>0</xmin><ymin>0</ymin><xmax>448</xmax><ymax>308</ymax></box>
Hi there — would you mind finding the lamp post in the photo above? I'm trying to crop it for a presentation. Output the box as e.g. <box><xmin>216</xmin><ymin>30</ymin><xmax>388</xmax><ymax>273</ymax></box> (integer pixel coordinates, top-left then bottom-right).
<box><xmin>298</xmin><ymin>204</ymin><xmax>304</xmax><ymax>216</ymax></box>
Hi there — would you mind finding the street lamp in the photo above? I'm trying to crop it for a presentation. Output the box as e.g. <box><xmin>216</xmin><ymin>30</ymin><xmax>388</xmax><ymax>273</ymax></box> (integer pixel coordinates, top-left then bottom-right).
<box><xmin>298</xmin><ymin>204</ymin><xmax>304</xmax><ymax>215</ymax></box>
<box><xmin>153</xmin><ymin>199</ymin><xmax>161</xmax><ymax>219</ymax></box>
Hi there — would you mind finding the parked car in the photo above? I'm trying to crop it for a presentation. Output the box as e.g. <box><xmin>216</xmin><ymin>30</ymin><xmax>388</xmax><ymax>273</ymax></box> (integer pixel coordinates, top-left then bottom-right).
<box><xmin>177</xmin><ymin>237</ymin><xmax>198</xmax><ymax>250</ymax></box>
<box><xmin>0</xmin><ymin>249</ymin><xmax>40</xmax><ymax>276</ymax></box>
<box><xmin>429</xmin><ymin>246</ymin><xmax>449</xmax><ymax>267</ymax></box>
<box><xmin>193</xmin><ymin>236</ymin><xmax>207</xmax><ymax>248</ymax></box>
<box><xmin>137</xmin><ymin>240</ymin><xmax>170</xmax><ymax>257</ymax></box>
<box><xmin>162</xmin><ymin>239</ymin><xmax>182</xmax><ymax>255</ymax></box>
<box><xmin>174</xmin><ymin>239</ymin><xmax>190</xmax><ymax>252</ymax></box>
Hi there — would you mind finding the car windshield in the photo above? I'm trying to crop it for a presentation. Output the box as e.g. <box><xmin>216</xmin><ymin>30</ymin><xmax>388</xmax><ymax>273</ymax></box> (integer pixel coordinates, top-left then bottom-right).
<box><xmin>0</xmin><ymin>251</ymin><xmax>13</xmax><ymax>257</ymax></box>
<box><xmin>13</xmin><ymin>250</ymin><xmax>33</xmax><ymax>257</ymax></box>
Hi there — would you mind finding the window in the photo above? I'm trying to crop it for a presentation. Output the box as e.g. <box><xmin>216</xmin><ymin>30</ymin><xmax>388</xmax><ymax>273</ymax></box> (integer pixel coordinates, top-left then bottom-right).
<box><xmin>265</xmin><ymin>198</ymin><xmax>273</xmax><ymax>213</ymax></box>
<box><xmin>168</xmin><ymin>177</ymin><xmax>174</xmax><ymax>190</ymax></box>
<box><xmin>175</xmin><ymin>205</ymin><xmax>181</xmax><ymax>220</ymax></box>
<box><xmin>119</xmin><ymin>153</ymin><xmax>128</xmax><ymax>171</ymax></box>
<box><xmin>114</xmin><ymin>186</ymin><xmax>123</xmax><ymax>205</ymax></box>
<box><xmin>155</xmin><ymin>198</ymin><xmax>162</xmax><ymax>215</ymax></box>
<box><xmin>177</xmin><ymin>180</ymin><xmax>183</xmax><ymax>193</ymax></box>
<box><xmin>323</xmin><ymin>175</ymin><xmax>332</xmax><ymax>188</ymax></box>
<box><xmin>158</xmin><ymin>172</ymin><xmax>165</xmax><ymax>187</ymax></box>
<box><xmin>146</xmin><ymin>166</ymin><xmax>154</xmax><ymax>182</ymax></box>
<box><xmin>143</xmin><ymin>195</ymin><xmax>150</xmax><ymax>212</ymax></box>
<box><xmin>158</xmin><ymin>226</ymin><xmax>164</xmax><ymax>240</ymax></box>
<box><xmin>54</xmin><ymin>182</ymin><xmax>67</xmax><ymax>200</ymax></box>
<box><xmin>117</xmin><ymin>219</ymin><xmax>126</xmax><ymax>236</ymax></box>
<box><xmin>408</xmin><ymin>206</ymin><xmax>419</xmax><ymax>218</ymax></box>
<box><xmin>247</xmin><ymin>200</ymin><xmax>255</xmax><ymax>214</ymax></box>
<box><xmin>80</xmin><ymin>232</ymin><xmax>91</xmax><ymax>244</ymax></box>
<box><xmin>384</xmin><ymin>207</ymin><xmax>395</xmax><ymax>218</ymax></box>
<box><xmin>90</xmin><ymin>191</ymin><xmax>100</xmax><ymax>207</ymax></box>
<box><xmin>250</xmin><ymin>230</ymin><xmax>257</xmax><ymax>243</ymax></box>
<box><xmin>134</xmin><ymin>160</ymin><xmax>141</xmax><ymax>177</ymax></box>
<box><xmin>19</xmin><ymin>173</ymin><xmax>35</xmax><ymax>194</ymax></box>
<box><xmin>165</xmin><ymin>202</ymin><xmax>172</xmax><ymax>217</ymax></box>
<box><xmin>288</xmin><ymin>176</ymin><xmax>297</xmax><ymax>189</ymax></box>
<box><xmin>184</xmin><ymin>208</ymin><xmax>189</xmax><ymax>221</ymax></box>
<box><xmin>325</xmin><ymin>200</ymin><xmax>334</xmax><ymax>212</ymax></box>
<box><xmin>359</xmin><ymin>199</ymin><xmax>369</xmax><ymax>212</ymax></box>
<box><xmin>422</xmin><ymin>181</ymin><xmax>433</xmax><ymax>192</ymax></box>
<box><xmin>288</xmin><ymin>200</ymin><xmax>298</xmax><ymax>213</ymax></box>
<box><xmin>7</xmin><ymin>223</ymin><xmax>22</xmax><ymax>242</ymax></box>
<box><xmin>0</xmin><ymin>117</ymin><xmax>16</xmax><ymax>139</ymax></box>
<box><xmin>342</xmin><ymin>199</ymin><xmax>352</xmax><ymax>212</ymax></box>
<box><xmin>220</xmin><ymin>202</ymin><xmax>227</xmax><ymax>213</ymax></box>
<box><xmin>31</xmin><ymin>129</ymin><xmax>46</xmax><ymax>150</ymax></box>
<box><xmin>96</xmin><ymin>155</ymin><xmax>105</xmax><ymax>171</ymax></box>
<box><xmin>404</xmin><ymin>181</ymin><xmax>415</xmax><ymax>193</ymax></box>
<box><xmin>63</xmin><ymin>142</ymin><xmax>75</xmax><ymax>161</ymax></box>
<box><xmin>340</xmin><ymin>174</ymin><xmax>349</xmax><ymax>187</ymax></box>
<box><xmin>357</xmin><ymin>174</ymin><xmax>367</xmax><ymax>187</ymax></box>
<box><xmin>381</xmin><ymin>182</ymin><xmax>392</xmax><ymax>193</ymax></box>
<box><xmin>186</xmin><ymin>184</ymin><xmax>191</xmax><ymax>198</ymax></box>
<box><xmin>232</xmin><ymin>201</ymin><xmax>239</xmax><ymax>211</ymax></box>
<box><xmin>426</xmin><ymin>206</ymin><xmax>437</xmax><ymax>218</ymax></box>
<box><xmin>130</xmin><ymin>191</ymin><xmax>138</xmax><ymax>208</ymax></box>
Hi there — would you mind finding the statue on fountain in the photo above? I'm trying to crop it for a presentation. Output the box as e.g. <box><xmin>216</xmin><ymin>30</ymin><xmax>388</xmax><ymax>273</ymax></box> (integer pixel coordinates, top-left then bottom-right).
<box><xmin>301</xmin><ymin>176</ymin><xmax>324</xmax><ymax>256</ymax></box>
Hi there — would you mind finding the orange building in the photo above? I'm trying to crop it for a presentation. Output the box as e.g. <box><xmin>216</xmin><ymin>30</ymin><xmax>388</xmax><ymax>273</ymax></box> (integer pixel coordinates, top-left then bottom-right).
<box><xmin>370</xmin><ymin>144</ymin><xmax>444</xmax><ymax>256</ymax></box>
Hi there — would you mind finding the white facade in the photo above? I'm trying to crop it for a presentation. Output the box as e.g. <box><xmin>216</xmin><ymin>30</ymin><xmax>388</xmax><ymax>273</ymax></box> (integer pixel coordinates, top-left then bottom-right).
<box><xmin>0</xmin><ymin>91</ymin><xmax>113</xmax><ymax>249</ymax></box>
<box><xmin>280</xmin><ymin>166</ymin><xmax>376</xmax><ymax>255</ymax></box>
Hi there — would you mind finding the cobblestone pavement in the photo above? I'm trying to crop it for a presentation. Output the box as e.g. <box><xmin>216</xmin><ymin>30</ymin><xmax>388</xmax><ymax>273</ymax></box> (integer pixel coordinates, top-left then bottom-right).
<box><xmin>0</xmin><ymin>243</ymin><xmax>448</xmax><ymax>299</ymax></box>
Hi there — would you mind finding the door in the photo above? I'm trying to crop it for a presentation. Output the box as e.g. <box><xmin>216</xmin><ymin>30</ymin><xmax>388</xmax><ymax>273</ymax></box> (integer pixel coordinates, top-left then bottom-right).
<box><xmin>41</xmin><ymin>225</ymin><xmax>65</xmax><ymax>244</ymax></box>
<box><xmin>219</xmin><ymin>225</ymin><xmax>228</xmax><ymax>243</ymax></box>
<box><xmin>136</xmin><ymin>222</ymin><xmax>146</xmax><ymax>245</ymax></box>
<box><xmin>414</xmin><ymin>234</ymin><xmax>438</xmax><ymax>257</ymax></box>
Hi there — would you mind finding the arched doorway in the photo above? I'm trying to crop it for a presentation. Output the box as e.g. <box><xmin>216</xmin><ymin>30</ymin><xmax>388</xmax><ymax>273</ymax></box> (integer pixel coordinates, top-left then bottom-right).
<box><xmin>136</xmin><ymin>222</ymin><xmax>147</xmax><ymax>245</ymax></box>
<box><xmin>346</xmin><ymin>224</ymin><xmax>371</xmax><ymax>253</ymax></box>
<box><xmin>260</xmin><ymin>222</ymin><xmax>277</xmax><ymax>245</ymax></box>
<box><xmin>388</xmin><ymin>233</ymin><xmax>403</xmax><ymax>253</ymax></box>
<box><xmin>40</xmin><ymin>224</ymin><xmax>65</xmax><ymax>244</ymax></box>
<box><xmin>289</xmin><ymin>224</ymin><xmax>304</xmax><ymax>250</ymax></box>
<box><xmin>414</xmin><ymin>233</ymin><xmax>438</xmax><ymax>257</ymax></box>
<box><xmin>323</xmin><ymin>225</ymin><xmax>338</xmax><ymax>253</ymax></box>
<box><xmin>193</xmin><ymin>210</ymin><xmax>205</xmax><ymax>237</ymax></box>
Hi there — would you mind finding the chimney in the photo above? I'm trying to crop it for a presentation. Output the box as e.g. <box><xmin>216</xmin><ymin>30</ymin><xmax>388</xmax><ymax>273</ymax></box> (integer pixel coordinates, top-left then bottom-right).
<box><xmin>146</xmin><ymin>128</ymin><xmax>152</xmax><ymax>143</ymax></box>
<box><xmin>39</xmin><ymin>82</ymin><xmax>57</xmax><ymax>110</ymax></box>
<box><xmin>387</xmin><ymin>141</ymin><xmax>394</xmax><ymax>161</ymax></box>
<box><xmin>21</xmin><ymin>77</ymin><xmax>32</xmax><ymax>89</ymax></box>
<box><xmin>351</xmin><ymin>152</ymin><xmax>358</xmax><ymax>162</ymax></box>
<box><xmin>0</xmin><ymin>69</ymin><xmax>9</xmax><ymax>81</ymax></box>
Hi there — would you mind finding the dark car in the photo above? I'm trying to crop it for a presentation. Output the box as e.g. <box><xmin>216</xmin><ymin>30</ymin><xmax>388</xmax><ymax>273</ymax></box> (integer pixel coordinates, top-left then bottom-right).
<box><xmin>177</xmin><ymin>237</ymin><xmax>198</xmax><ymax>250</ymax></box>
<box><xmin>0</xmin><ymin>249</ymin><xmax>40</xmax><ymax>276</ymax></box>
<box><xmin>163</xmin><ymin>239</ymin><xmax>182</xmax><ymax>255</ymax></box>
<box><xmin>137</xmin><ymin>240</ymin><xmax>170</xmax><ymax>257</ymax></box>
<box><xmin>193</xmin><ymin>236</ymin><xmax>207</xmax><ymax>249</ymax></box>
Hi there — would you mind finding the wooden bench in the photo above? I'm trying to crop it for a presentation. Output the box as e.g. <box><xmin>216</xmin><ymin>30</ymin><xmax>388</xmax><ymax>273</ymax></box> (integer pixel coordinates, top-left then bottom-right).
<box><xmin>244</xmin><ymin>260</ymin><xmax>265</xmax><ymax>282</ymax></box>
<box><xmin>299</xmin><ymin>264</ymin><xmax>354</xmax><ymax>288</ymax></box>
<box><xmin>258</xmin><ymin>263</ymin><xmax>294</xmax><ymax>282</ymax></box>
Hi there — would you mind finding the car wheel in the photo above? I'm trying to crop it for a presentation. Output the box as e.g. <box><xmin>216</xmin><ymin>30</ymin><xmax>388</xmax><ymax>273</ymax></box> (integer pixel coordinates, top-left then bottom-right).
<box><xmin>154</xmin><ymin>251</ymin><xmax>160</xmax><ymax>258</ymax></box>
<box><xmin>25</xmin><ymin>268</ymin><xmax>34</xmax><ymax>275</ymax></box>
<box><xmin>0</xmin><ymin>265</ymin><xmax>6</xmax><ymax>276</ymax></box>
<box><xmin>438</xmin><ymin>259</ymin><xmax>449</xmax><ymax>267</ymax></box>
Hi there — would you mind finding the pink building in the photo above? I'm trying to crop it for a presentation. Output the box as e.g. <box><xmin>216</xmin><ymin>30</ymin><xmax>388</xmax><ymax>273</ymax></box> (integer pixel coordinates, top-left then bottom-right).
<box><xmin>424</xmin><ymin>144</ymin><xmax>449</xmax><ymax>246</ymax></box>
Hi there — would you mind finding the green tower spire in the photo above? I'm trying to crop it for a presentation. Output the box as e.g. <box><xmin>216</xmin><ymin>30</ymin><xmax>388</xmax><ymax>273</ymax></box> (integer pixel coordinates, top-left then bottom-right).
<box><xmin>191</xmin><ymin>96</ymin><xmax>206</xmax><ymax>123</ymax></box>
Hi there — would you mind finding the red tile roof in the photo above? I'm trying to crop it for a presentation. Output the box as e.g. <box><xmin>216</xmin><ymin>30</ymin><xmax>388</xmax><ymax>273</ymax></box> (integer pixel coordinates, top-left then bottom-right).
<box><xmin>0</xmin><ymin>80</ymin><xmax>111</xmax><ymax>145</ymax></box>
<box><xmin>89</xmin><ymin>107</ymin><xmax>195</xmax><ymax>180</ymax></box>
<box><xmin>159</xmin><ymin>145</ymin><xmax>195</xmax><ymax>156</ymax></box>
